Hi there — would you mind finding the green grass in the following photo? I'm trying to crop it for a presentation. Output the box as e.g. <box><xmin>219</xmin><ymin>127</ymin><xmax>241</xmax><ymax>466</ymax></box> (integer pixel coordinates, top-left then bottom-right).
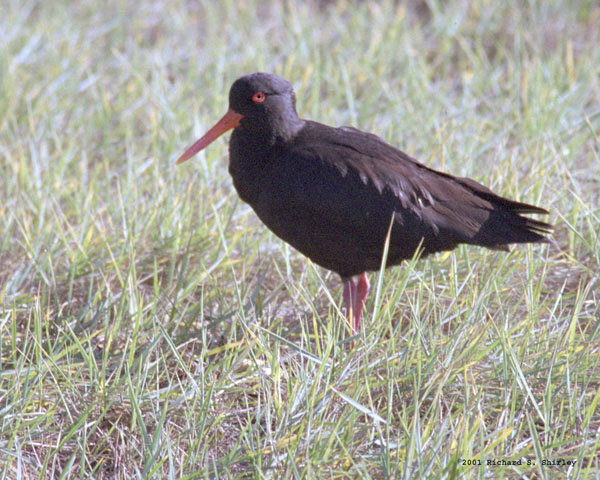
<box><xmin>1</xmin><ymin>0</ymin><xmax>599</xmax><ymax>478</ymax></box>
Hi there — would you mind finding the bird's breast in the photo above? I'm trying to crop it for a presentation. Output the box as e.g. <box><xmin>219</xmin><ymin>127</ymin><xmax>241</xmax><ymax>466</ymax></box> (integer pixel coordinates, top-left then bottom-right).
<box><xmin>228</xmin><ymin>130</ymin><xmax>279</xmax><ymax>204</ymax></box>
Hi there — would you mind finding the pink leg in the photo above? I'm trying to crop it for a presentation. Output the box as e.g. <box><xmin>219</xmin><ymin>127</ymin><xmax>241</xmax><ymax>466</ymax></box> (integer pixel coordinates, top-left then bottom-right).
<box><xmin>342</xmin><ymin>273</ymin><xmax>370</xmax><ymax>334</ymax></box>
<box><xmin>353</xmin><ymin>272</ymin><xmax>370</xmax><ymax>332</ymax></box>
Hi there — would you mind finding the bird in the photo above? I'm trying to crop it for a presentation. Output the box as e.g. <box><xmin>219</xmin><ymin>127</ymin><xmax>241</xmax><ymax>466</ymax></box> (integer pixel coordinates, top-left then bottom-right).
<box><xmin>177</xmin><ymin>73</ymin><xmax>552</xmax><ymax>335</ymax></box>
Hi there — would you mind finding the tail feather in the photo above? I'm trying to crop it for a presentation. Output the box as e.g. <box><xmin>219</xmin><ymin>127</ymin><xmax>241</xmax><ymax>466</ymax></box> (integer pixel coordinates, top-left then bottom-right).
<box><xmin>471</xmin><ymin>199</ymin><xmax>552</xmax><ymax>248</ymax></box>
<box><xmin>454</xmin><ymin>176</ymin><xmax>553</xmax><ymax>247</ymax></box>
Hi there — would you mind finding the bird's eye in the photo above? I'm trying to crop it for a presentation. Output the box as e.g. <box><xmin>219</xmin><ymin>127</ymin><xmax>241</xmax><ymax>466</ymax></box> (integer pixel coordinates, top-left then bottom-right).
<box><xmin>252</xmin><ymin>91</ymin><xmax>266</xmax><ymax>103</ymax></box>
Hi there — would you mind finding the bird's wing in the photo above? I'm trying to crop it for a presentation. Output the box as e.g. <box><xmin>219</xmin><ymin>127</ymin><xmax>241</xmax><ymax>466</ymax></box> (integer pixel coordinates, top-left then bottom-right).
<box><xmin>295</xmin><ymin>123</ymin><xmax>551</xmax><ymax>246</ymax></box>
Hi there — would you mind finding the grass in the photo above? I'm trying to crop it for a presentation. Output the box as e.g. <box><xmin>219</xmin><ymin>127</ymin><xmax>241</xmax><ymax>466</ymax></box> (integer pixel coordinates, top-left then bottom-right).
<box><xmin>1</xmin><ymin>0</ymin><xmax>599</xmax><ymax>478</ymax></box>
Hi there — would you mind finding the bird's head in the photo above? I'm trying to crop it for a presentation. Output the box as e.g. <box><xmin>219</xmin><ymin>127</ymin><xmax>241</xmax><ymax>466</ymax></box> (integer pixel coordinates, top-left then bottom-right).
<box><xmin>177</xmin><ymin>72</ymin><xmax>301</xmax><ymax>164</ymax></box>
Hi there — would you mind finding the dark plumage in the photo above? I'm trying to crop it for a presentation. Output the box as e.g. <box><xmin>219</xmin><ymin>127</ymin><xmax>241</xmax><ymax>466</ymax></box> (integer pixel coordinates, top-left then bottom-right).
<box><xmin>177</xmin><ymin>73</ymin><xmax>552</xmax><ymax>333</ymax></box>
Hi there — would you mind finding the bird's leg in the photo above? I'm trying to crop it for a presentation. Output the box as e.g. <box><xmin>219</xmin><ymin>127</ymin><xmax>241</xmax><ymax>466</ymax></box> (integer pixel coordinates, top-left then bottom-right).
<box><xmin>353</xmin><ymin>272</ymin><xmax>370</xmax><ymax>332</ymax></box>
<box><xmin>342</xmin><ymin>273</ymin><xmax>370</xmax><ymax>334</ymax></box>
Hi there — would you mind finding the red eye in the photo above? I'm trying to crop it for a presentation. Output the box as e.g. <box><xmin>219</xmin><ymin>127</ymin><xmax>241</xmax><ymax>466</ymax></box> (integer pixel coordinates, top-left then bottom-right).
<box><xmin>252</xmin><ymin>91</ymin><xmax>266</xmax><ymax>103</ymax></box>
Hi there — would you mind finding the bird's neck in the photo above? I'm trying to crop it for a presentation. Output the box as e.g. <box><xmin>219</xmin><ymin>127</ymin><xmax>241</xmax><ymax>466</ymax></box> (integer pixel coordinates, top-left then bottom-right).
<box><xmin>240</xmin><ymin>113</ymin><xmax>305</xmax><ymax>144</ymax></box>
<box><xmin>270</xmin><ymin>114</ymin><xmax>305</xmax><ymax>143</ymax></box>
<box><xmin>228</xmin><ymin>120</ymin><xmax>304</xmax><ymax>204</ymax></box>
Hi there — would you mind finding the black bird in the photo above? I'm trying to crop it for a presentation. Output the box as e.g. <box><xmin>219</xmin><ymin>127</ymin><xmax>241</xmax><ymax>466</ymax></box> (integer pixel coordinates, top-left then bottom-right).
<box><xmin>177</xmin><ymin>73</ymin><xmax>552</xmax><ymax>334</ymax></box>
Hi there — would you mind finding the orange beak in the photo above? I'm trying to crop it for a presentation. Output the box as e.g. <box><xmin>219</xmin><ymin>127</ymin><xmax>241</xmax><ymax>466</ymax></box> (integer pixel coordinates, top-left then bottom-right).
<box><xmin>176</xmin><ymin>109</ymin><xmax>244</xmax><ymax>164</ymax></box>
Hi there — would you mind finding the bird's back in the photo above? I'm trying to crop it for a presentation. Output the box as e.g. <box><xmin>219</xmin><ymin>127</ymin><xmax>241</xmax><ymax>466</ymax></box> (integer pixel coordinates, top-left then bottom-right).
<box><xmin>233</xmin><ymin>121</ymin><xmax>551</xmax><ymax>277</ymax></box>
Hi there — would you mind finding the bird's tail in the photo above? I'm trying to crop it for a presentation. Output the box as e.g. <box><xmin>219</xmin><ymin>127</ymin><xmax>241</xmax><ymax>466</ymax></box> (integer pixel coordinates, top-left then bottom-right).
<box><xmin>464</xmin><ymin>186</ymin><xmax>553</xmax><ymax>248</ymax></box>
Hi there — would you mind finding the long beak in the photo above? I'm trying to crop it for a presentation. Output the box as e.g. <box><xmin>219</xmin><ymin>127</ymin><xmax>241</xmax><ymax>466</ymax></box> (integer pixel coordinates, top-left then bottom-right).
<box><xmin>176</xmin><ymin>109</ymin><xmax>244</xmax><ymax>164</ymax></box>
